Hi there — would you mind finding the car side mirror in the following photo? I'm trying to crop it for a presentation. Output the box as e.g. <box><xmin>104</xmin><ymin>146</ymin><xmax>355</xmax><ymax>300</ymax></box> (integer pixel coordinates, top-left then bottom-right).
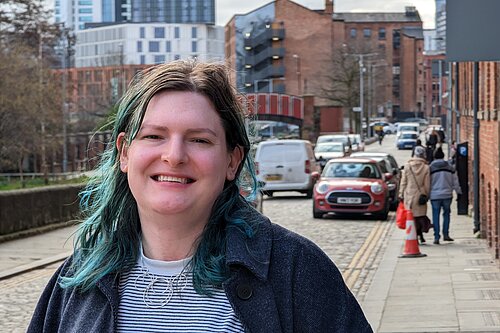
<box><xmin>311</xmin><ymin>171</ymin><xmax>321</xmax><ymax>182</ymax></box>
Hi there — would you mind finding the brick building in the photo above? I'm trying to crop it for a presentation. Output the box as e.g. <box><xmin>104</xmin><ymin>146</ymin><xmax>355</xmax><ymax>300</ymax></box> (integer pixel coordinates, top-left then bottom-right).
<box><xmin>451</xmin><ymin>62</ymin><xmax>500</xmax><ymax>260</ymax></box>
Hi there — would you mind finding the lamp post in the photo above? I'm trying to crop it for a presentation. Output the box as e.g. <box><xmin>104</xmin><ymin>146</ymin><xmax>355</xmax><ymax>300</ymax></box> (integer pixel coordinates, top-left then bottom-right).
<box><xmin>292</xmin><ymin>54</ymin><xmax>301</xmax><ymax>95</ymax></box>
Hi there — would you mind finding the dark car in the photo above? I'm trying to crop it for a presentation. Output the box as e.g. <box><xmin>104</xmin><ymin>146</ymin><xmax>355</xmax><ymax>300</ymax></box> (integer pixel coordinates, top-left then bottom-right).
<box><xmin>312</xmin><ymin>157</ymin><xmax>391</xmax><ymax>220</ymax></box>
<box><xmin>350</xmin><ymin>152</ymin><xmax>401</xmax><ymax>211</ymax></box>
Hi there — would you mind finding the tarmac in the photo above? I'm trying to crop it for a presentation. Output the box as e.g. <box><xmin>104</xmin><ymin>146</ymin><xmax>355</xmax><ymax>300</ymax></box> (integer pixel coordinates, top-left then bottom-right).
<box><xmin>1</xmin><ymin>208</ymin><xmax>500</xmax><ymax>332</ymax></box>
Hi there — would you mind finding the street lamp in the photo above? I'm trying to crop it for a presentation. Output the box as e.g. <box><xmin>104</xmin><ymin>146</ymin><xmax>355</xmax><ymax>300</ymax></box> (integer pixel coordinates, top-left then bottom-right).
<box><xmin>292</xmin><ymin>54</ymin><xmax>301</xmax><ymax>95</ymax></box>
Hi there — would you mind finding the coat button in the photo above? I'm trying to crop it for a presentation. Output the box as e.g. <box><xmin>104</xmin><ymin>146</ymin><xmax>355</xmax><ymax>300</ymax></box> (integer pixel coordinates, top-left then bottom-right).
<box><xmin>236</xmin><ymin>284</ymin><xmax>253</xmax><ymax>300</ymax></box>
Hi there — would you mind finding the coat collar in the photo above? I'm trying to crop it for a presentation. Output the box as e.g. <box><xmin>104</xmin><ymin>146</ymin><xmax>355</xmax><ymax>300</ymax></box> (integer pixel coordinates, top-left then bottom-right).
<box><xmin>225</xmin><ymin>207</ymin><xmax>272</xmax><ymax>282</ymax></box>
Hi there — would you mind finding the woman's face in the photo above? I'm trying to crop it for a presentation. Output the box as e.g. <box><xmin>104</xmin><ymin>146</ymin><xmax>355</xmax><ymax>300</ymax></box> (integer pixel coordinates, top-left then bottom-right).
<box><xmin>118</xmin><ymin>90</ymin><xmax>242</xmax><ymax>220</ymax></box>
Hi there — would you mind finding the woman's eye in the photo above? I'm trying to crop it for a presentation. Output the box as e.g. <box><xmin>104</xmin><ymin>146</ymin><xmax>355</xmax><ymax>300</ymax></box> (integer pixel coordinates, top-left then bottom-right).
<box><xmin>192</xmin><ymin>138</ymin><xmax>211</xmax><ymax>144</ymax></box>
<box><xmin>143</xmin><ymin>134</ymin><xmax>161</xmax><ymax>140</ymax></box>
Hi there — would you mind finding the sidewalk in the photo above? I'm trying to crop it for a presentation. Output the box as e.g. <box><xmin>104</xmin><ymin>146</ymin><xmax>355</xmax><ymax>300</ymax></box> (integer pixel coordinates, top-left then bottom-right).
<box><xmin>363</xmin><ymin>208</ymin><xmax>500</xmax><ymax>332</ymax></box>
<box><xmin>0</xmin><ymin>225</ymin><xmax>77</xmax><ymax>279</ymax></box>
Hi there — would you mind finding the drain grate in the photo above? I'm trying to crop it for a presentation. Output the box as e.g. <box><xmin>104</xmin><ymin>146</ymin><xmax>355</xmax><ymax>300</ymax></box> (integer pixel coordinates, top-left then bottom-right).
<box><xmin>483</xmin><ymin>312</ymin><xmax>500</xmax><ymax>326</ymax></box>
<box><xmin>480</xmin><ymin>290</ymin><xmax>500</xmax><ymax>300</ymax></box>
<box><xmin>473</xmin><ymin>273</ymin><xmax>500</xmax><ymax>281</ymax></box>
<box><xmin>464</xmin><ymin>247</ymin><xmax>489</xmax><ymax>254</ymax></box>
<box><xmin>468</xmin><ymin>259</ymin><xmax>494</xmax><ymax>266</ymax></box>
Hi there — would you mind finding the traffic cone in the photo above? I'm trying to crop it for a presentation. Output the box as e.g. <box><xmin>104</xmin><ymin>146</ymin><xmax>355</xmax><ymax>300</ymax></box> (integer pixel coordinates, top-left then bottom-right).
<box><xmin>399</xmin><ymin>209</ymin><xmax>427</xmax><ymax>258</ymax></box>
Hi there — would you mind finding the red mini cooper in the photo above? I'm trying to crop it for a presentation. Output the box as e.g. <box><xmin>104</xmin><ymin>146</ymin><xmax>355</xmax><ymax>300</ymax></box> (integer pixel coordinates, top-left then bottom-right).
<box><xmin>312</xmin><ymin>157</ymin><xmax>391</xmax><ymax>220</ymax></box>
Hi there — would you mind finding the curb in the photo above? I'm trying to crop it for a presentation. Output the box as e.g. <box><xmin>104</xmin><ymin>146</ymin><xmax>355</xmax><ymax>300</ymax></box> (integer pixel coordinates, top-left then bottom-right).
<box><xmin>0</xmin><ymin>250</ymin><xmax>72</xmax><ymax>280</ymax></box>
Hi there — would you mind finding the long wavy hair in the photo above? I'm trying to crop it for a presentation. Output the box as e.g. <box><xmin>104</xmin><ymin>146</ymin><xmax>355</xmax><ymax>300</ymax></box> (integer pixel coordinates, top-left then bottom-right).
<box><xmin>60</xmin><ymin>60</ymin><xmax>259</xmax><ymax>293</ymax></box>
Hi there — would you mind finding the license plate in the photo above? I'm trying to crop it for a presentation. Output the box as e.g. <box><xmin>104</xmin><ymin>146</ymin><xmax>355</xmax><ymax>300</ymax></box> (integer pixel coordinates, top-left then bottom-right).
<box><xmin>404</xmin><ymin>144</ymin><xmax>413</xmax><ymax>148</ymax></box>
<box><xmin>337</xmin><ymin>197</ymin><xmax>362</xmax><ymax>204</ymax></box>
<box><xmin>265</xmin><ymin>174</ymin><xmax>283</xmax><ymax>181</ymax></box>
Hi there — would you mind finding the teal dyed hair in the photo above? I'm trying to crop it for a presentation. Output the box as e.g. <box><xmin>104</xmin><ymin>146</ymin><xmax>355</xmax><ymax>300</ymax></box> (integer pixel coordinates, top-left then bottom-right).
<box><xmin>60</xmin><ymin>60</ymin><xmax>260</xmax><ymax>293</ymax></box>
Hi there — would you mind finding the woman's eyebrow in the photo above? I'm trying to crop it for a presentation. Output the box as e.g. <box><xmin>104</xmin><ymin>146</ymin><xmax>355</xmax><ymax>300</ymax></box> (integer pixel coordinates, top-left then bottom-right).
<box><xmin>139</xmin><ymin>124</ymin><xmax>217</xmax><ymax>137</ymax></box>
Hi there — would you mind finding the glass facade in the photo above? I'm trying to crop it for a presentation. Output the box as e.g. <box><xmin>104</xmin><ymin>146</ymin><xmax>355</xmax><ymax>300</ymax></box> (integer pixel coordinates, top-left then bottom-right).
<box><xmin>131</xmin><ymin>0</ymin><xmax>215</xmax><ymax>24</ymax></box>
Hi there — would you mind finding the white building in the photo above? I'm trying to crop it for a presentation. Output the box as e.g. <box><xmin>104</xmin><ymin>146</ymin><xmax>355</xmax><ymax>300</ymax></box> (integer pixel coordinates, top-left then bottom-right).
<box><xmin>75</xmin><ymin>23</ymin><xmax>224</xmax><ymax>67</ymax></box>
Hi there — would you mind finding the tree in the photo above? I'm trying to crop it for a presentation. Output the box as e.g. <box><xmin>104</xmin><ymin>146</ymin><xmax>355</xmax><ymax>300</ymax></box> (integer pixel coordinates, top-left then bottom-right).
<box><xmin>0</xmin><ymin>0</ymin><xmax>64</xmax><ymax>181</ymax></box>
<box><xmin>320</xmin><ymin>43</ymin><xmax>386</xmax><ymax>135</ymax></box>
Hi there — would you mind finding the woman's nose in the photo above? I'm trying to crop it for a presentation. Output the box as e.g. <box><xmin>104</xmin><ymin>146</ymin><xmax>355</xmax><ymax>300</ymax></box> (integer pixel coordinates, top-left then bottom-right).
<box><xmin>160</xmin><ymin>138</ymin><xmax>188</xmax><ymax>166</ymax></box>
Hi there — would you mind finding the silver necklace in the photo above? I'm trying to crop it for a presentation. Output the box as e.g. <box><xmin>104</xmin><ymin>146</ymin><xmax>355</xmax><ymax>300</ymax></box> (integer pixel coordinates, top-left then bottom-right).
<box><xmin>134</xmin><ymin>259</ymin><xmax>190</xmax><ymax>309</ymax></box>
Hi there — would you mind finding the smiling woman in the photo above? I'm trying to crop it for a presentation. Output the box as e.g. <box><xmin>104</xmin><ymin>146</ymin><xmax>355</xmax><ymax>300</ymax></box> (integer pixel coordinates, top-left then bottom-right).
<box><xmin>28</xmin><ymin>60</ymin><xmax>372</xmax><ymax>332</ymax></box>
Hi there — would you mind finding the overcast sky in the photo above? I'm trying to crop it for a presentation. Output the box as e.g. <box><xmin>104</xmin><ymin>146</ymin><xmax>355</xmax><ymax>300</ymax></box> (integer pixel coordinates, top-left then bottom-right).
<box><xmin>216</xmin><ymin>0</ymin><xmax>436</xmax><ymax>28</ymax></box>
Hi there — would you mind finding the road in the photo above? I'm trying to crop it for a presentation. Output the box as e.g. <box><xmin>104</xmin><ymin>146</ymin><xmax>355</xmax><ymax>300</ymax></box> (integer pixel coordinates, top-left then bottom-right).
<box><xmin>0</xmin><ymin>133</ymin><xmax>414</xmax><ymax>332</ymax></box>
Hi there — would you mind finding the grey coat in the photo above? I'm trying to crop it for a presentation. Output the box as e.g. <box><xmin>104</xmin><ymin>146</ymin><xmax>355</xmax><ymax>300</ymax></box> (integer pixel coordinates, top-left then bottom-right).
<box><xmin>28</xmin><ymin>209</ymin><xmax>372</xmax><ymax>333</ymax></box>
<box><xmin>399</xmin><ymin>157</ymin><xmax>430</xmax><ymax>217</ymax></box>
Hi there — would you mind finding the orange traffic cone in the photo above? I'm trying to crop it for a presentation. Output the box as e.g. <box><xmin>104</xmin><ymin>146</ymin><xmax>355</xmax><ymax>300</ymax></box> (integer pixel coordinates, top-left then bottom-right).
<box><xmin>399</xmin><ymin>209</ymin><xmax>427</xmax><ymax>258</ymax></box>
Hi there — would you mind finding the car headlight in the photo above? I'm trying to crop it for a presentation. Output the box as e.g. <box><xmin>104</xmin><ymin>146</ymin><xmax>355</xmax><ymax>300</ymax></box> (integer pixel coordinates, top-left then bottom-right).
<box><xmin>371</xmin><ymin>182</ymin><xmax>384</xmax><ymax>194</ymax></box>
<box><xmin>316</xmin><ymin>181</ymin><xmax>330</xmax><ymax>194</ymax></box>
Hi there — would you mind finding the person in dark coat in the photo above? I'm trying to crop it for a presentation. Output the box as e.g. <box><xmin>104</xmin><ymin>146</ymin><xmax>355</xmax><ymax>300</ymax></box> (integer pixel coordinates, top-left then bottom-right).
<box><xmin>28</xmin><ymin>60</ymin><xmax>372</xmax><ymax>333</ymax></box>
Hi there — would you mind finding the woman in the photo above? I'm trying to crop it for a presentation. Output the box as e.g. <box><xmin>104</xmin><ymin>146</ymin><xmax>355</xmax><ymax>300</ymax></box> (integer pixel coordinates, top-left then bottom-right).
<box><xmin>28</xmin><ymin>60</ymin><xmax>372</xmax><ymax>332</ymax></box>
<box><xmin>399</xmin><ymin>146</ymin><xmax>431</xmax><ymax>243</ymax></box>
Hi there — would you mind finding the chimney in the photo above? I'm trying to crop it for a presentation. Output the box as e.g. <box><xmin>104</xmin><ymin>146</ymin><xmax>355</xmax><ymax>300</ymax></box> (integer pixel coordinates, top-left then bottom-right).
<box><xmin>405</xmin><ymin>6</ymin><xmax>417</xmax><ymax>17</ymax></box>
<box><xmin>325</xmin><ymin>0</ymin><xmax>334</xmax><ymax>15</ymax></box>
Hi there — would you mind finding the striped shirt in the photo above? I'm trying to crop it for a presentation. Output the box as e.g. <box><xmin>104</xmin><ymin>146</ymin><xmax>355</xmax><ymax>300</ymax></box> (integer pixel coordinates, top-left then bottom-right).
<box><xmin>117</xmin><ymin>251</ymin><xmax>244</xmax><ymax>332</ymax></box>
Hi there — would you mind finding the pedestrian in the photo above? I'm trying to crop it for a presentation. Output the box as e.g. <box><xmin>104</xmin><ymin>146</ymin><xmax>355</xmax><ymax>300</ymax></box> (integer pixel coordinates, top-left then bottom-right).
<box><xmin>28</xmin><ymin>60</ymin><xmax>372</xmax><ymax>332</ymax></box>
<box><xmin>427</xmin><ymin>129</ymin><xmax>438</xmax><ymax>152</ymax></box>
<box><xmin>429</xmin><ymin>147</ymin><xmax>462</xmax><ymax>244</ymax></box>
<box><xmin>399</xmin><ymin>146</ymin><xmax>431</xmax><ymax>243</ymax></box>
<box><xmin>378</xmin><ymin>130</ymin><xmax>384</xmax><ymax>145</ymax></box>
<box><xmin>411</xmin><ymin>139</ymin><xmax>425</xmax><ymax>157</ymax></box>
<box><xmin>449</xmin><ymin>140</ymin><xmax>457</xmax><ymax>165</ymax></box>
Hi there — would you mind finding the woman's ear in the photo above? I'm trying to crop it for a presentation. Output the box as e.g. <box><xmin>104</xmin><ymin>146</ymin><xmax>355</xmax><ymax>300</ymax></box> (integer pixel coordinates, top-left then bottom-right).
<box><xmin>116</xmin><ymin>133</ymin><xmax>129</xmax><ymax>172</ymax></box>
<box><xmin>226</xmin><ymin>146</ymin><xmax>244</xmax><ymax>181</ymax></box>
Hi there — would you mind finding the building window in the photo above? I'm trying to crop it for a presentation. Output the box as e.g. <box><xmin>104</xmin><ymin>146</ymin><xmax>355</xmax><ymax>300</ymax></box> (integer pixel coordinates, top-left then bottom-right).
<box><xmin>192</xmin><ymin>41</ymin><xmax>197</xmax><ymax>52</ymax></box>
<box><xmin>174</xmin><ymin>27</ymin><xmax>180</xmax><ymax>39</ymax></box>
<box><xmin>79</xmin><ymin>16</ymin><xmax>93</xmax><ymax>22</ymax></box>
<box><xmin>140</xmin><ymin>27</ymin><xmax>145</xmax><ymax>38</ymax></box>
<box><xmin>154</xmin><ymin>27</ymin><xmax>165</xmax><ymax>38</ymax></box>
<box><xmin>78</xmin><ymin>0</ymin><xmax>92</xmax><ymax>4</ymax></box>
<box><xmin>78</xmin><ymin>8</ymin><xmax>92</xmax><ymax>13</ymax></box>
<box><xmin>378</xmin><ymin>28</ymin><xmax>386</xmax><ymax>40</ymax></box>
<box><xmin>192</xmin><ymin>27</ymin><xmax>197</xmax><ymax>38</ymax></box>
<box><xmin>137</xmin><ymin>41</ymin><xmax>142</xmax><ymax>52</ymax></box>
<box><xmin>149</xmin><ymin>41</ymin><xmax>160</xmax><ymax>52</ymax></box>
<box><xmin>363</xmin><ymin>28</ymin><xmax>371</xmax><ymax>38</ymax></box>
<box><xmin>174</xmin><ymin>54</ymin><xmax>180</xmax><ymax>60</ymax></box>
<box><xmin>166</xmin><ymin>41</ymin><xmax>171</xmax><ymax>52</ymax></box>
<box><xmin>140</xmin><ymin>55</ymin><xmax>146</xmax><ymax>64</ymax></box>
<box><xmin>154</xmin><ymin>55</ymin><xmax>165</xmax><ymax>64</ymax></box>
<box><xmin>350</xmin><ymin>28</ymin><xmax>357</xmax><ymax>38</ymax></box>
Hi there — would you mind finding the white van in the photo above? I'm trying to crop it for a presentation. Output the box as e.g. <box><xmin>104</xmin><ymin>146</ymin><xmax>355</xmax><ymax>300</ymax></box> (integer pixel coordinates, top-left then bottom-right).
<box><xmin>396</xmin><ymin>122</ymin><xmax>420</xmax><ymax>137</ymax></box>
<box><xmin>255</xmin><ymin>139</ymin><xmax>320</xmax><ymax>198</ymax></box>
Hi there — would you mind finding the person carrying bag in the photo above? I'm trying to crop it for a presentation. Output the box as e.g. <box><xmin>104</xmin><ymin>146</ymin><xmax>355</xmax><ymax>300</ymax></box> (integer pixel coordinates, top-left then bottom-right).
<box><xmin>398</xmin><ymin>146</ymin><xmax>431</xmax><ymax>243</ymax></box>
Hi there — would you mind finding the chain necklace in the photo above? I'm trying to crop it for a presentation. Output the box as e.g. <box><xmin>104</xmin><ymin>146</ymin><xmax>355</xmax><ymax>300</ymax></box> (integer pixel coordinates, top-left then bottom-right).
<box><xmin>134</xmin><ymin>250</ymin><xmax>192</xmax><ymax>309</ymax></box>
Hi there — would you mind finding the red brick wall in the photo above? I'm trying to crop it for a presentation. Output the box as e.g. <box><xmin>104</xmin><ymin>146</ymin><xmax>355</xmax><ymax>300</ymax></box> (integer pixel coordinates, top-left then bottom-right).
<box><xmin>274</xmin><ymin>0</ymin><xmax>335</xmax><ymax>102</ymax></box>
<box><xmin>457</xmin><ymin>62</ymin><xmax>500</xmax><ymax>261</ymax></box>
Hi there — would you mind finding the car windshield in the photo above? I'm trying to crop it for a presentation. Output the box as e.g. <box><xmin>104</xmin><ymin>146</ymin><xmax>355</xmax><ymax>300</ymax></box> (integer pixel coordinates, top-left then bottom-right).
<box><xmin>323</xmin><ymin>162</ymin><xmax>380</xmax><ymax>179</ymax></box>
<box><xmin>315</xmin><ymin>144</ymin><xmax>343</xmax><ymax>153</ymax></box>
<box><xmin>401</xmin><ymin>133</ymin><xmax>418</xmax><ymax>139</ymax></box>
<box><xmin>317</xmin><ymin>135</ymin><xmax>348</xmax><ymax>144</ymax></box>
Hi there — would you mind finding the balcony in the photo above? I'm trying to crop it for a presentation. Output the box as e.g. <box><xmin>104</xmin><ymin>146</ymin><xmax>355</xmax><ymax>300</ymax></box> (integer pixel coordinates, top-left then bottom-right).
<box><xmin>244</xmin><ymin>47</ymin><xmax>285</xmax><ymax>67</ymax></box>
<box><xmin>244</xmin><ymin>28</ymin><xmax>285</xmax><ymax>49</ymax></box>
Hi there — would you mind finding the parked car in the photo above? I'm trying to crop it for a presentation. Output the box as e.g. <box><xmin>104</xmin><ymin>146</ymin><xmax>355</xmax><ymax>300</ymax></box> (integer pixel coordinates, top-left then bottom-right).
<box><xmin>396</xmin><ymin>131</ymin><xmax>419</xmax><ymax>149</ymax></box>
<box><xmin>382</xmin><ymin>123</ymin><xmax>397</xmax><ymax>134</ymax></box>
<box><xmin>316</xmin><ymin>134</ymin><xmax>352</xmax><ymax>154</ymax></box>
<box><xmin>351</xmin><ymin>152</ymin><xmax>401</xmax><ymax>210</ymax></box>
<box><xmin>348</xmin><ymin>134</ymin><xmax>365</xmax><ymax>152</ymax></box>
<box><xmin>312</xmin><ymin>157</ymin><xmax>391</xmax><ymax>220</ymax></box>
<box><xmin>314</xmin><ymin>142</ymin><xmax>346</xmax><ymax>170</ymax></box>
<box><xmin>255</xmin><ymin>139</ymin><xmax>320</xmax><ymax>198</ymax></box>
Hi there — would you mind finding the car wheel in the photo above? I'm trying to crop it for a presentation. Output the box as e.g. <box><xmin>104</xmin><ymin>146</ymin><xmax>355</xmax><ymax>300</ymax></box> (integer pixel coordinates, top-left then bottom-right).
<box><xmin>313</xmin><ymin>202</ymin><xmax>323</xmax><ymax>219</ymax></box>
<box><xmin>389</xmin><ymin>198</ymin><xmax>399</xmax><ymax>211</ymax></box>
<box><xmin>375</xmin><ymin>201</ymin><xmax>389</xmax><ymax>220</ymax></box>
